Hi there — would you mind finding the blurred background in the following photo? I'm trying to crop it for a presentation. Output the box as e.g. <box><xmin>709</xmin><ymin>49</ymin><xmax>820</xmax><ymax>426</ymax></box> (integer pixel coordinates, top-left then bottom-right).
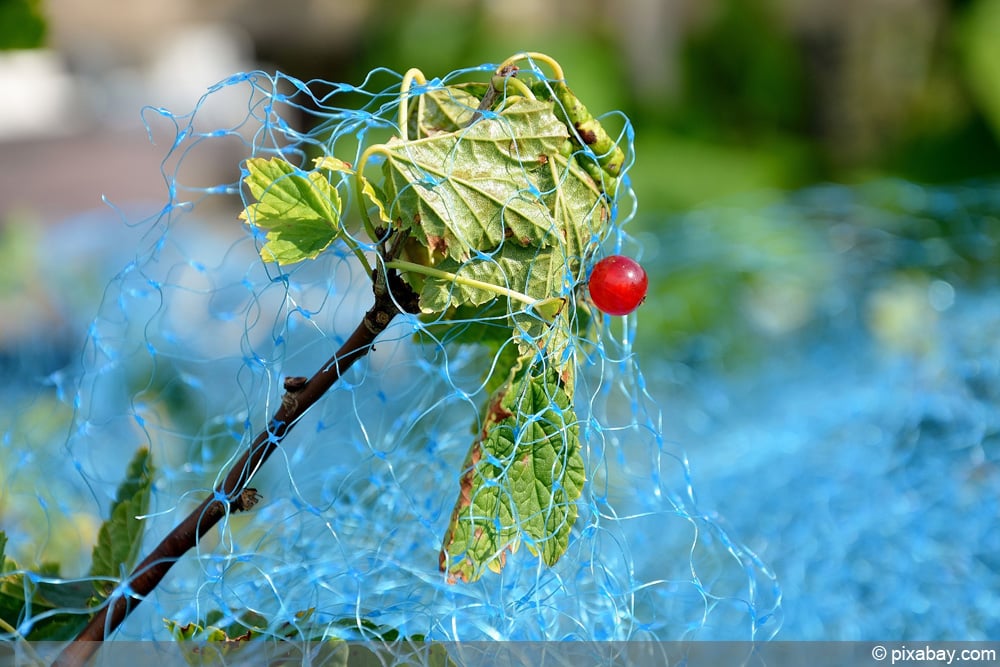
<box><xmin>2</xmin><ymin>0</ymin><xmax>1000</xmax><ymax>641</ymax></box>
<box><xmin>2</xmin><ymin>0</ymin><xmax>1000</xmax><ymax>368</ymax></box>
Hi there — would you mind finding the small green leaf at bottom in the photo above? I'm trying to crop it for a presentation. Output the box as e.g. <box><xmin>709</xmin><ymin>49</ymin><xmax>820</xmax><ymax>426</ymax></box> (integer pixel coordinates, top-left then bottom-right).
<box><xmin>0</xmin><ymin>531</ymin><xmax>93</xmax><ymax>640</ymax></box>
<box><xmin>89</xmin><ymin>447</ymin><xmax>155</xmax><ymax>599</ymax></box>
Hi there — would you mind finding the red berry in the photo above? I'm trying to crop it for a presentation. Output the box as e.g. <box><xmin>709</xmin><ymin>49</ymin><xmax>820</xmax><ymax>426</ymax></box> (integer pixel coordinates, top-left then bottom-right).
<box><xmin>588</xmin><ymin>255</ymin><xmax>648</xmax><ymax>316</ymax></box>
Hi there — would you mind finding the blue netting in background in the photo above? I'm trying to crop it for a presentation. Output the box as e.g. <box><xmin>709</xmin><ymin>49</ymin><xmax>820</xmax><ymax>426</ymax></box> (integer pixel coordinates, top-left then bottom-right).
<box><xmin>1</xmin><ymin>60</ymin><xmax>780</xmax><ymax>646</ymax></box>
<box><xmin>2</xmin><ymin>58</ymin><xmax>998</xmax><ymax>651</ymax></box>
<box><xmin>641</xmin><ymin>182</ymin><xmax>1000</xmax><ymax>640</ymax></box>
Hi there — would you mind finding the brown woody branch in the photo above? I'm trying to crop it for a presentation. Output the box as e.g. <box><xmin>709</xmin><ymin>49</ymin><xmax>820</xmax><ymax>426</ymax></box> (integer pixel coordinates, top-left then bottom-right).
<box><xmin>55</xmin><ymin>263</ymin><xmax>419</xmax><ymax>667</ymax></box>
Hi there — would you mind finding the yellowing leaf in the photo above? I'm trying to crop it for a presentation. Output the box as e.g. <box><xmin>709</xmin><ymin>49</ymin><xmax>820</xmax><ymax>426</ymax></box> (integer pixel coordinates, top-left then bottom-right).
<box><xmin>418</xmin><ymin>244</ymin><xmax>565</xmax><ymax>314</ymax></box>
<box><xmin>239</xmin><ymin>157</ymin><xmax>343</xmax><ymax>265</ymax></box>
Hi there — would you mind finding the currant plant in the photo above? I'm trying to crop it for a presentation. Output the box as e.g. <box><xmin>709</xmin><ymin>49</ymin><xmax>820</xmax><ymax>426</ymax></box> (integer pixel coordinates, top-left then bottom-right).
<box><xmin>240</xmin><ymin>51</ymin><xmax>631</xmax><ymax>583</ymax></box>
<box><xmin>42</xmin><ymin>52</ymin><xmax>639</xmax><ymax>664</ymax></box>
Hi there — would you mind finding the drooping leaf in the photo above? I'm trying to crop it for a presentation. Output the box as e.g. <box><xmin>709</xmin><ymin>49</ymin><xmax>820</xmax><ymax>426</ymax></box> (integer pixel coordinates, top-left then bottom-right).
<box><xmin>440</xmin><ymin>367</ymin><xmax>584</xmax><ymax>583</ymax></box>
<box><xmin>239</xmin><ymin>157</ymin><xmax>344</xmax><ymax>264</ymax></box>
<box><xmin>381</xmin><ymin>98</ymin><xmax>568</xmax><ymax>261</ymax></box>
<box><xmin>89</xmin><ymin>447</ymin><xmax>155</xmax><ymax>599</ymax></box>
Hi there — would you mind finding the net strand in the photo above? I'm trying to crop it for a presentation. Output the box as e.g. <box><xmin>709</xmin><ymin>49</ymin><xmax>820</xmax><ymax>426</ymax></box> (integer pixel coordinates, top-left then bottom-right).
<box><xmin>6</xmin><ymin>62</ymin><xmax>784</xmax><ymax>655</ymax></box>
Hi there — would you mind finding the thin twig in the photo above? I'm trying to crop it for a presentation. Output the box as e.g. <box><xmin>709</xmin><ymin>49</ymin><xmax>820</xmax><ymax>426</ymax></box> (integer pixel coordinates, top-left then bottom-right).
<box><xmin>468</xmin><ymin>63</ymin><xmax>518</xmax><ymax>125</ymax></box>
<box><xmin>55</xmin><ymin>262</ymin><xmax>419</xmax><ymax>667</ymax></box>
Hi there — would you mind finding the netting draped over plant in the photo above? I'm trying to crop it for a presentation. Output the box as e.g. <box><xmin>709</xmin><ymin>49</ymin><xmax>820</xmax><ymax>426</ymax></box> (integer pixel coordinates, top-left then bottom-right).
<box><xmin>3</xmin><ymin>54</ymin><xmax>780</xmax><ymax>648</ymax></box>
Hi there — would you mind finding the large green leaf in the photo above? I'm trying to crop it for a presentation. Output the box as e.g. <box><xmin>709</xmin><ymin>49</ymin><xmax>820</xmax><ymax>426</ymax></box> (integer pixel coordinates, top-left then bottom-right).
<box><xmin>381</xmin><ymin>98</ymin><xmax>568</xmax><ymax>261</ymax></box>
<box><xmin>239</xmin><ymin>157</ymin><xmax>344</xmax><ymax>264</ymax></box>
<box><xmin>440</xmin><ymin>367</ymin><xmax>584</xmax><ymax>583</ymax></box>
<box><xmin>166</xmin><ymin>610</ymin><xmax>456</xmax><ymax>667</ymax></box>
<box><xmin>89</xmin><ymin>447</ymin><xmax>155</xmax><ymax>598</ymax></box>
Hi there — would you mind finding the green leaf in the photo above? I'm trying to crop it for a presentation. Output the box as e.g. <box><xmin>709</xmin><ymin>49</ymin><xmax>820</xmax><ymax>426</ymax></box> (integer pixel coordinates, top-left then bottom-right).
<box><xmin>239</xmin><ymin>157</ymin><xmax>343</xmax><ymax>265</ymax></box>
<box><xmin>418</xmin><ymin>243</ymin><xmax>565</xmax><ymax>314</ymax></box>
<box><xmin>165</xmin><ymin>611</ymin><xmax>458</xmax><ymax>667</ymax></box>
<box><xmin>536</xmin><ymin>151</ymin><xmax>610</xmax><ymax>265</ymax></box>
<box><xmin>440</xmin><ymin>367</ymin><xmax>584</xmax><ymax>583</ymax></box>
<box><xmin>0</xmin><ymin>544</ymin><xmax>92</xmax><ymax>640</ymax></box>
<box><xmin>14</xmin><ymin>582</ymin><xmax>91</xmax><ymax>640</ymax></box>
<box><xmin>89</xmin><ymin>447</ymin><xmax>155</xmax><ymax>599</ymax></box>
<box><xmin>406</xmin><ymin>85</ymin><xmax>481</xmax><ymax>139</ymax></box>
<box><xmin>0</xmin><ymin>0</ymin><xmax>46</xmax><ymax>50</ymax></box>
<box><xmin>315</xmin><ymin>155</ymin><xmax>392</xmax><ymax>229</ymax></box>
<box><xmin>381</xmin><ymin>98</ymin><xmax>568</xmax><ymax>261</ymax></box>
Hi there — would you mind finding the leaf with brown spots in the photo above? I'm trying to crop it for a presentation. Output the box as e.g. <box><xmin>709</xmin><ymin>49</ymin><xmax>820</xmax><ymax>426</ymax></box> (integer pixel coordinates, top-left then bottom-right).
<box><xmin>439</xmin><ymin>365</ymin><xmax>584</xmax><ymax>583</ymax></box>
<box><xmin>380</xmin><ymin>98</ymin><xmax>568</xmax><ymax>262</ymax></box>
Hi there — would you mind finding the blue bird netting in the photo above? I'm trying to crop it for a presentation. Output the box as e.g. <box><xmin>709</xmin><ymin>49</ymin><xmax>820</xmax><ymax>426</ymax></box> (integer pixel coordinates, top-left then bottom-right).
<box><xmin>0</xmin><ymin>56</ymin><xmax>782</xmax><ymax>652</ymax></box>
<box><xmin>4</xmin><ymin>55</ymin><xmax>1000</xmax><ymax>661</ymax></box>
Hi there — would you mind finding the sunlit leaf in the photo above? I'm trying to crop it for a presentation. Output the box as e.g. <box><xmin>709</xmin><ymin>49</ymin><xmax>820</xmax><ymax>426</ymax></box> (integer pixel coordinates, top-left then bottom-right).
<box><xmin>239</xmin><ymin>157</ymin><xmax>343</xmax><ymax>264</ymax></box>
<box><xmin>381</xmin><ymin>98</ymin><xmax>568</xmax><ymax>261</ymax></box>
<box><xmin>418</xmin><ymin>243</ymin><xmax>565</xmax><ymax>313</ymax></box>
<box><xmin>440</xmin><ymin>367</ymin><xmax>584</xmax><ymax>583</ymax></box>
<box><xmin>314</xmin><ymin>156</ymin><xmax>391</xmax><ymax>229</ymax></box>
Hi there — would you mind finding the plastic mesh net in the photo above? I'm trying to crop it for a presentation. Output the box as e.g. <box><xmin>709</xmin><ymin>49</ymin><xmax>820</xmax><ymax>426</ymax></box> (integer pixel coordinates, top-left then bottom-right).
<box><xmin>0</xmin><ymin>57</ymin><xmax>781</xmax><ymax>649</ymax></box>
<box><xmin>646</xmin><ymin>182</ymin><xmax>1000</xmax><ymax>640</ymax></box>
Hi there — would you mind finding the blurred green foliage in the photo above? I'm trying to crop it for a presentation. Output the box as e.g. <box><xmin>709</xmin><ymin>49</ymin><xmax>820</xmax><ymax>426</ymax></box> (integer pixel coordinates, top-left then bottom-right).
<box><xmin>0</xmin><ymin>0</ymin><xmax>996</xmax><ymax>636</ymax></box>
<box><xmin>240</xmin><ymin>0</ymin><xmax>1000</xmax><ymax>368</ymax></box>
<box><xmin>0</xmin><ymin>0</ymin><xmax>45</xmax><ymax>49</ymax></box>
<box><xmin>247</xmin><ymin>0</ymin><xmax>999</xmax><ymax>214</ymax></box>
<box><xmin>959</xmin><ymin>0</ymin><xmax>1000</xmax><ymax>139</ymax></box>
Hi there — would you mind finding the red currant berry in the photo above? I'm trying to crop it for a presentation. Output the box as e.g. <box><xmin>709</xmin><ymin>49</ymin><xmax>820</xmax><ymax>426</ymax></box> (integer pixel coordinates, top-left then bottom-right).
<box><xmin>588</xmin><ymin>255</ymin><xmax>648</xmax><ymax>316</ymax></box>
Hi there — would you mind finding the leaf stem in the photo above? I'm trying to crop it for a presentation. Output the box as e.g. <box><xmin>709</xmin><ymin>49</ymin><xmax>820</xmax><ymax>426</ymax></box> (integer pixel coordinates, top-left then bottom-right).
<box><xmin>385</xmin><ymin>259</ymin><xmax>537</xmax><ymax>307</ymax></box>
<box><xmin>398</xmin><ymin>67</ymin><xmax>427</xmax><ymax>142</ymax></box>
<box><xmin>500</xmin><ymin>52</ymin><xmax>565</xmax><ymax>82</ymax></box>
<box><xmin>354</xmin><ymin>144</ymin><xmax>391</xmax><ymax>246</ymax></box>
<box><xmin>348</xmin><ymin>242</ymin><xmax>375</xmax><ymax>277</ymax></box>
<box><xmin>492</xmin><ymin>74</ymin><xmax>535</xmax><ymax>102</ymax></box>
